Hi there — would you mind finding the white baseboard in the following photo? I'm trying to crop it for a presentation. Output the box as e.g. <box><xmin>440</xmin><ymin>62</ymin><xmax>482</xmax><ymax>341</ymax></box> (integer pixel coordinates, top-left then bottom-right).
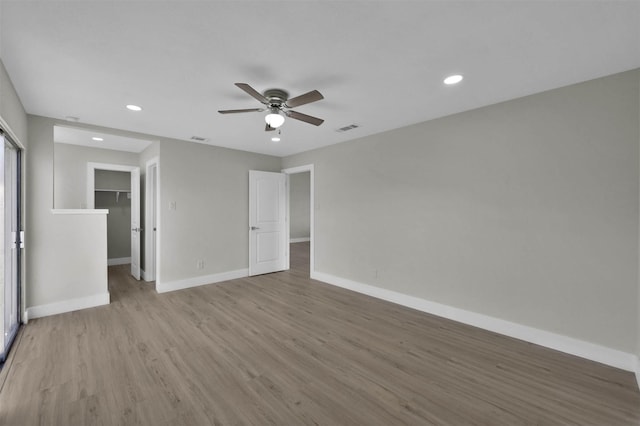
<box><xmin>290</xmin><ymin>237</ymin><xmax>310</xmax><ymax>243</ymax></box>
<box><xmin>108</xmin><ymin>257</ymin><xmax>131</xmax><ymax>266</ymax></box>
<box><xmin>156</xmin><ymin>269</ymin><xmax>248</xmax><ymax>294</ymax></box>
<box><xmin>26</xmin><ymin>293</ymin><xmax>110</xmax><ymax>320</ymax></box>
<box><xmin>311</xmin><ymin>271</ymin><xmax>636</xmax><ymax>372</ymax></box>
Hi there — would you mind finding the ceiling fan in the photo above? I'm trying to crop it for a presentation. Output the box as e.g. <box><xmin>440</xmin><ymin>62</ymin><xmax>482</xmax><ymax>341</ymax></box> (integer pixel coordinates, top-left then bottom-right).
<box><xmin>218</xmin><ymin>83</ymin><xmax>324</xmax><ymax>131</ymax></box>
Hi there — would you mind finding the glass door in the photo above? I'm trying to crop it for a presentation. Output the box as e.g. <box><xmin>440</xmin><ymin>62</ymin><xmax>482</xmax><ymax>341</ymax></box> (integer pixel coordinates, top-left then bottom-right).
<box><xmin>0</xmin><ymin>131</ymin><xmax>21</xmax><ymax>363</ymax></box>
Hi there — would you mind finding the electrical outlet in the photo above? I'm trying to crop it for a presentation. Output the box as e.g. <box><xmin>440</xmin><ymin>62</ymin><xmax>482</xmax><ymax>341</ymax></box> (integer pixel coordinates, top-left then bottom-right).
<box><xmin>196</xmin><ymin>260</ymin><xmax>204</xmax><ymax>270</ymax></box>
<box><xmin>170</xmin><ymin>201</ymin><xmax>177</xmax><ymax>210</ymax></box>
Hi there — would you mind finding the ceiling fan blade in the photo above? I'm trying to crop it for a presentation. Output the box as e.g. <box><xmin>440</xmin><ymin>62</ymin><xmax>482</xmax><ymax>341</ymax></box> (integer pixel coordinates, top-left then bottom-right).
<box><xmin>285</xmin><ymin>90</ymin><xmax>324</xmax><ymax>108</ymax></box>
<box><xmin>235</xmin><ymin>83</ymin><xmax>268</xmax><ymax>104</ymax></box>
<box><xmin>218</xmin><ymin>108</ymin><xmax>264</xmax><ymax>114</ymax></box>
<box><xmin>265</xmin><ymin>124</ymin><xmax>276</xmax><ymax>132</ymax></box>
<box><xmin>285</xmin><ymin>110</ymin><xmax>324</xmax><ymax>126</ymax></box>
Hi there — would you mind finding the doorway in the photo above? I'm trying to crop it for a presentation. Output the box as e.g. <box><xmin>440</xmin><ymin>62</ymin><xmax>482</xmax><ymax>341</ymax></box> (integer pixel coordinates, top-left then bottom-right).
<box><xmin>283</xmin><ymin>165</ymin><xmax>314</xmax><ymax>276</ymax></box>
<box><xmin>247</xmin><ymin>165</ymin><xmax>314</xmax><ymax>277</ymax></box>
<box><xmin>94</xmin><ymin>170</ymin><xmax>132</xmax><ymax>266</ymax></box>
<box><xmin>87</xmin><ymin>162</ymin><xmax>141</xmax><ymax>280</ymax></box>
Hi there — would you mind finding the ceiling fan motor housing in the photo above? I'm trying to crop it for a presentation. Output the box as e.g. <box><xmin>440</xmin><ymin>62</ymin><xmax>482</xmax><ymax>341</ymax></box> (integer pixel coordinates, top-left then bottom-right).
<box><xmin>264</xmin><ymin>88</ymin><xmax>289</xmax><ymax>107</ymax></box>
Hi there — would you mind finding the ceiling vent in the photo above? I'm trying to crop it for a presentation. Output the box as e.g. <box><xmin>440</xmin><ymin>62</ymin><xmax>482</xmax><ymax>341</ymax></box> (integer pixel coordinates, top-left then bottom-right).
<box><xmin>190</xmin><ymin>136</ymin><xmax>209</xmax><ymax>142</ymax></box>
<box><xmin>336</xmin><ymin>124</ymin><xmax>360</xmax><ymax>133</ymax></box>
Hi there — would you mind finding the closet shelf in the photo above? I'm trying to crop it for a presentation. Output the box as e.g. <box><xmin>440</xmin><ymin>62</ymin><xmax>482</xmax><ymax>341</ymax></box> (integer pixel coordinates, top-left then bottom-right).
<box><xmin>95</xmin><ymin>188</ymin><xmax>131</xmax><ymax>203</ymax></box>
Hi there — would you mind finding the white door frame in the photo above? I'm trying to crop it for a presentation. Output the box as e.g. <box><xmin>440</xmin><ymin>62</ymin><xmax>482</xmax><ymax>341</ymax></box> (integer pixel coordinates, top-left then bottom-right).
<box><xmin>145</xmin><ymin>157</ymin><xmax>159</xmax><ymax>282</ymax></box>
<box><xmin>87</xmin><ymin>162</ymin><xmax>141</xmax><ymax>279</ymax></box>
<box><xmin>282</xmin><ymin>164</ymin><xmax>314</xmax><ymax>274</ymax></box>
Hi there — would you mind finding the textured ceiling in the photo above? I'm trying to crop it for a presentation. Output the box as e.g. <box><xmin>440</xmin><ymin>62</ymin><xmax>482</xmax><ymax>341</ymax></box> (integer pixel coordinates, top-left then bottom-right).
<box><xmin>1</xmin><ymin>1</ymin><xmax>639</xmax><ymax>157</ymax></box>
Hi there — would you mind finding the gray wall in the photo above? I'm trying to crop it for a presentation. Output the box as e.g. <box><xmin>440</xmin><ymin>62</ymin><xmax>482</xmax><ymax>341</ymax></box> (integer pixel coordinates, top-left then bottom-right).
<box><xmin>95</xmin><ymin>170</ymin><xmax>131</xmax><ymax>260</ymax></box>
<box><xmin>53</xmin><ymin>142</ymin><xmax>139</xmax><ymax>209</ymax></box>
<box><xmin>29</xmin><ymin>114</ymin><xmax>282</xmax><ymax>295</ymax></box>
<box><xmin>283</xmin><ymin>69</ymin><xmax>640</xmax><ymax>353</ymax></box>
<box><xmin>27</xmin><ymin>116</ymin><xmax>108</xmax><ymax>308</ymax></box>
<box><xmin>290</xmin><ymin>172</ymin><xmax>310</xmax><ymax>240</ymax></box>
<box><xmin>26</xmin><ymin>116</ymin><xmax>160</xmax><ymax>310</ymax></box>
<box><xmin>159</xmin><ymin>139</ymin><xmax>281</xmax><ymax>283</ymax></box>
<box><xmin>0</xmin><ymin>59</ymin><xmax>27</xmax><ymax>143</ymax></box>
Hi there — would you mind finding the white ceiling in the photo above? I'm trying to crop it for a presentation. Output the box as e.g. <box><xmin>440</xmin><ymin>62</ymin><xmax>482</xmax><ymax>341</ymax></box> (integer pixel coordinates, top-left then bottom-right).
<box><xmin>54</xmin><ymin>125</ymin><xmax>153</xmax><ymax>153</ymax></box>
<box><xmin>1</xmin><ymin>1</ymin><xmax>639</xmax><ymax>157</ymax></box>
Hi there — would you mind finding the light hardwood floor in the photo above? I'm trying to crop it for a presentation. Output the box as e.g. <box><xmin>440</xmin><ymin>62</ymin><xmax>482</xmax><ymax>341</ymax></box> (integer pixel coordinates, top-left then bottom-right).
<box><xmin>0</xmin><ymin>242</ymin><xmax>639</xmax><ymax>425</ymax></box>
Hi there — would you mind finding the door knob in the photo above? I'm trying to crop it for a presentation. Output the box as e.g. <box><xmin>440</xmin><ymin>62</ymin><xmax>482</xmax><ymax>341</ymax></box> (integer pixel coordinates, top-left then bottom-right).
<box><xmin>250</xmin><ymin>226</ymin><xmax>260</xmax><ymax>230</ymax></box>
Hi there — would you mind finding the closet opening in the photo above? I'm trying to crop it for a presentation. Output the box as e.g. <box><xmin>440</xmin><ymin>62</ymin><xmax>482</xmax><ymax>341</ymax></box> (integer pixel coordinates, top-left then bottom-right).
<box><xmin>95</xmin><ymin>170</ymin><xmax>132</xmax><ymax>267</ymax></box>
<box><xmin>87</xmin><ymin>162</ymin><xmax>141</xmax><ymax>281</ymax></box>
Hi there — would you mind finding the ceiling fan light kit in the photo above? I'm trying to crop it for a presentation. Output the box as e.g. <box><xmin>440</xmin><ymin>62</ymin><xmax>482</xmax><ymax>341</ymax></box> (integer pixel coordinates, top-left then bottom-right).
<box><xmin>219</xmin><ymin>83</ymin><xmax>325</xmax><ymax>132</ymax></box>
<box><xmin>265</xmin><ymin>108</ymin><xmax>285</xmax><ymax>128</ymax></box>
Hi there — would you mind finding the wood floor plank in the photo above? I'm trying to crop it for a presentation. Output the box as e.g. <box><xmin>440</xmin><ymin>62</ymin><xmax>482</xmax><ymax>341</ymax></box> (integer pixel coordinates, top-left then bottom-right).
<box><xmin>0</xmin><ymin>242</ymin><xmax>638</xmax><ymax>425</ymax></box>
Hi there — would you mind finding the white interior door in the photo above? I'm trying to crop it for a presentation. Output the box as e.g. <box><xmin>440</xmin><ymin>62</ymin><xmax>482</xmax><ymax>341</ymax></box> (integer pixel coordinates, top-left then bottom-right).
<box><xmin>150</xmin><ymin>163</ymin><xmax>157</xmax><ymax>281</ymax></box>
<box><xmin>144</xmin><ymin>160</ymin><xmax>158</xmax><ymax>282</ymax></box>
<box><xmin>249</xmin><ymin>170</ymin><xmax>287</xmax><ymax>276</ymax></box>
<box><xmin>130</xmin><ymin>169</ymin><xmax>141</xmax><ymax>280</ymax></box>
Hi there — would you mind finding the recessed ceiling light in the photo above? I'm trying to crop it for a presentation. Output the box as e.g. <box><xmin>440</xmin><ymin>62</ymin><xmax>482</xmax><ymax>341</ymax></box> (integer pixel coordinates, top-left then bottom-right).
<box><xmin>92</xmin><ymin>137</ymin><xmax>104</xmax><ymax>141</ymax></box>
<box><xmin>65</xmin><ymin>116</ymin><xmax>79</xmax><ymax>122</ymax></box>
<box><xmin>126</xmin><ymin>104</ymin><xmax>143</xmax><ymax>111</ymax></box>
<box><xmin>271</xmin><ymin>137</ymin><xmax>281</xmax><ymax>142</ymax></box>
<box><xmin>444</xmin><ymin>74</ymin><xmax>463</xmax><ymax>85</ymax></box>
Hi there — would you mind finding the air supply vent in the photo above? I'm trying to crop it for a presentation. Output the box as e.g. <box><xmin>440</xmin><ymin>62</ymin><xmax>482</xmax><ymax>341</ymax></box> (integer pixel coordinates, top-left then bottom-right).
<box><xmin>336</xmin><ymin>124</ymin><xmax>360</xmax><ymax>133</ymax></box>
<box><xmin>190</xmin><ymin>136</ymin><xmax>209</xmax><ymax>142</ymax></box>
